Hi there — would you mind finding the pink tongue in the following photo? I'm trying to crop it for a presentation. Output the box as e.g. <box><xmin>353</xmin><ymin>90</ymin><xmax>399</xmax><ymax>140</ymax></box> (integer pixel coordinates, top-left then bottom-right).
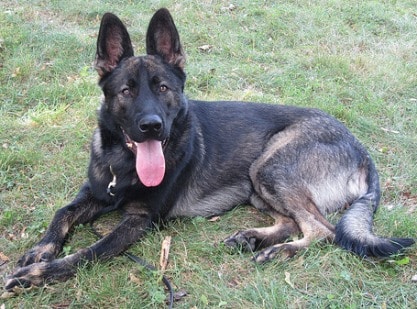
<box><xmin>135</xmin><ymin>140</ymin><xmax>165</xmax><ymax>187</ymax></box>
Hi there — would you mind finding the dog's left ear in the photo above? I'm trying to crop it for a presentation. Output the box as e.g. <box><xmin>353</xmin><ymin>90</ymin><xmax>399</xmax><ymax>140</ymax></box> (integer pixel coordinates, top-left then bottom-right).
<box><xmin>146</xmin><ymin>8</ymin><xmax>185</xmax><ymax>70</ymax></box>
<box><xmin>95</xmin><ymin>13</ymin><xmax>134</xmax><ymax>78</ymax></box>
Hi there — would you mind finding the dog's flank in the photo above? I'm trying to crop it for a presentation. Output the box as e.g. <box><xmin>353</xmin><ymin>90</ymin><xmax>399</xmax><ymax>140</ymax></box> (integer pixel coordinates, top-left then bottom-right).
<box><xmin>5</xmin><ymin>8</ymin><xmax>414</xmax><ymax>291</ymax></box>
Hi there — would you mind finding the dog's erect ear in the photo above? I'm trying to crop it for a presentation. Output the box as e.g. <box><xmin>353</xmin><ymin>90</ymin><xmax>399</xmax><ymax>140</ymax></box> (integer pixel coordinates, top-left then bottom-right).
<box><xmin>146</xmin><ymin>8</ymin><xmax>185</xmax><ymax>69</ymax></box>
<box><xmin>95</xmin><ymin>13</ymin><xmax>134</xmax><ymax>77</ymax></box>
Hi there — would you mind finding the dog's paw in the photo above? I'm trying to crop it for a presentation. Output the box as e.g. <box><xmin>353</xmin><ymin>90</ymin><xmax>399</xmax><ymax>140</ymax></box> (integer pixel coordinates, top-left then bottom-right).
<box><xmin>253</xmin><ymin>243</ymin><xmax>298</xmax><ymax>263</ymax></box>
<box><xmin>18</xmin><ymin>243</ymin><xmax>57</xmax><ymax>267</ymax></box>
<box><xmin>223</xmin><ymin>231</ymin><xmax>258</xmax><ymax>252</ymax></box>
<box><xmin>5</xmin><ymin>257</ymin><xmax>78</xmax><ymax>291</ymax></box>
<box><xmin>5</xmin><ymin>262</ymin><xmax>49</xmax><ymax>291</ymax></box>
<box><xmin>4</xmin><ymin>277</ymin><xmax>33</xmax><ymax>292</ymax></box>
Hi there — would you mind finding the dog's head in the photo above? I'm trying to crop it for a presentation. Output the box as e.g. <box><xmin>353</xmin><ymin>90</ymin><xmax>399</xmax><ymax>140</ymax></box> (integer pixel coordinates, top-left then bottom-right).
<box><xmin>94</xmin><ymin>9</ymin><xmax>187</xmax><ymax>187</ymax></box>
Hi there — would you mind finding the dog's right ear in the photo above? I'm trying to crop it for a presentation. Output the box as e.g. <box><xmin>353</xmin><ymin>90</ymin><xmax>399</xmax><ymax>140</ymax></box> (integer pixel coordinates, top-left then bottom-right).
<box><xmin>95</xmin><ymin>13</ymin><xmax>134</xmax><ymax>78</ymax></box>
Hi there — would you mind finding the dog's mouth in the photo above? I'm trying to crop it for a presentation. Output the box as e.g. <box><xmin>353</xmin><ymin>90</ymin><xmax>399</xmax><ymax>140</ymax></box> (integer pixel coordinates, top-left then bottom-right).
<box><xmin>123</xmin><ymin>130</ymin><xmax>168</xmax><ymax>187</ymax></box>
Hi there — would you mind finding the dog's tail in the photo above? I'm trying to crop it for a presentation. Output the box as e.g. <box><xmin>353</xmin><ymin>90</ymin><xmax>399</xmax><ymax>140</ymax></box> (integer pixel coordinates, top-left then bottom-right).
<box><xmin>335</xmin><ymin>158</ymin><xmax>414</xmax><ymax>257</ymax></box>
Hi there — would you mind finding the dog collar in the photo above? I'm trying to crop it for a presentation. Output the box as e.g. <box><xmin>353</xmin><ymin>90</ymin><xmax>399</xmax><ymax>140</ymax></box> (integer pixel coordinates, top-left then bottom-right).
<box><xmin>107</xmin><ymin>165</ymin><xmax>117</xmax><ymax>196</ymax></box>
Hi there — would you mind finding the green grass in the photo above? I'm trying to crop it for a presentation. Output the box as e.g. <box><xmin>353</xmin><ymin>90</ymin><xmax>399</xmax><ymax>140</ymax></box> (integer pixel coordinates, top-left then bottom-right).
<box><xmin>1</xmin><ymin>0</ymin><xmax>416</xmax><ymax>308</ymax></box>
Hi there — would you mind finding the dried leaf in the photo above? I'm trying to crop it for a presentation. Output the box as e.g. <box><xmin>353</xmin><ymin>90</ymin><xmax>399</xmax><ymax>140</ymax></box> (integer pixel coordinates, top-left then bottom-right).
<box><xmin>51</xmin><ymin>302</ymin><xmax>71</xmax><ymax>309</ymax></box>
<box><xmin>208</xmin><ymin>216</ymin><xmax>220</xmax><ymax>222</ymax></box>
<box><xmin>0</xmin><ymin>252</ymin><xmax>10</xmax><ymax>264</ymax></box>
<box><xmin>198</xmin><ymin>44</ymin><xmax>213</xmax><ymax>52</ymax></box>
<box><xmin>284</xmin><ymin>271</ymin><xmax>295</xmax><ymax>289</ymax></box>
<box><xmin>129</xmin><ymin>272</ymin><xmax>142</xmax><ymax>285</ymax></box>
<box><xmin>173</xmin><ymin>289</ymin><xmax>187</xmax><ymax>301</ymax></box>
<box><xmin>11</xmin><ymin>67</ymin><xmax>21</xmax><ymax>78</ymax></box>
<box><xmin>1</xmin><ymin>291</ymin><xmax>16</xmax><ymax>299</ymax></box>
<box><xmin>160</xmin><ymin>236</ymin><xmax>172</xmax><ymax>271</ymax></box>
<box><xmin>381</xmin><ymin>127</ymin><xmax>400</xmax><ymax>134</ymax></box>
<box><xmin>221</xmin><ymin>4</ymin><xmax>237</xmax><ymax>11</ymax></box>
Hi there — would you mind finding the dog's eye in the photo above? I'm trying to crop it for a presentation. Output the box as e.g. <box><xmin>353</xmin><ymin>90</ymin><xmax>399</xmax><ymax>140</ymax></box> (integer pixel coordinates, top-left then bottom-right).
<box><xmin>159</xmin><ymin>85</ymin><xmax>168</xmax><ymax>92</ymax></box>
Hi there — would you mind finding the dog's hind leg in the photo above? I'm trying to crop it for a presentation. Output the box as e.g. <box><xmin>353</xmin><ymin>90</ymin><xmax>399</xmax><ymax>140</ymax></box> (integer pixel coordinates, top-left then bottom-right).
<box><xmin>224</xmin><ymin>194</ymin><xmax>301</xmax><ymax>252</ymax></box>
<box><xmin>251</xmin><ymin>197</ymin><xmax>335</xmax><ymax>263</ymax></box>
<box><xmin>225</xmin><ymin>128</ymin><xmax>343</xmax><ymax>262</ymax></box>
<box><xmin>225</xmin><ymin>190</ymin><xmax>335</xmax><ymax>262</ymax></box>
<box><xmin>252</xmin><ymin>164</ymin><xmax>335</xmax><ymax>262</ymax></box>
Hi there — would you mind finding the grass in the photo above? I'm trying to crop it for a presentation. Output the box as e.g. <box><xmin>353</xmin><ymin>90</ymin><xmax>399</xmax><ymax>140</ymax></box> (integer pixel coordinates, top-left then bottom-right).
<box><xmin>1</xmin><ymin>0</ymin><xmax>416</xmax><ymax>307</ymax></box>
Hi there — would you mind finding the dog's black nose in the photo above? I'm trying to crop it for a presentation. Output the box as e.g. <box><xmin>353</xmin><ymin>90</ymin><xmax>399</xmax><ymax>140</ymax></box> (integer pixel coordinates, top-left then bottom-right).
<box><xmin>139</xmin><ymin>115</ymin><xmax>163</xmax><ymax>134</ymax></box>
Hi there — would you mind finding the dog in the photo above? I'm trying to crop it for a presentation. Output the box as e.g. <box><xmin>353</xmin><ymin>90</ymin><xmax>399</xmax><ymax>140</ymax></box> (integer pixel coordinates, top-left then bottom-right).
<box><xmin>5</xmin><ymin>8</ymin><xmax>414</xmax><ymax>290</ymax></box>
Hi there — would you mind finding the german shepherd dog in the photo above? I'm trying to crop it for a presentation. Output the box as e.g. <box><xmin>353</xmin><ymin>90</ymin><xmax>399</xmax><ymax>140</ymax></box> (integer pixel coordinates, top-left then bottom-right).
<box><xmin>5</xmin><ymin>8</ymin><xmax>414</xmax><ymax>290</ymax></box>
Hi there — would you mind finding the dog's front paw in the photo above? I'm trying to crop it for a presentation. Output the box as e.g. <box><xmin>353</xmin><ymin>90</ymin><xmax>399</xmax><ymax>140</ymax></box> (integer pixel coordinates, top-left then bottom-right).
<box><xmin>18</xmin><ymin>243</ymin><xmax>58</xmax><ymax>267</ymax></box>
<box><xmin>5</xmin><ymin>257</ymin><xmax>78</xmax><ymax>291</ymax></box>
<box><xmin>5</xmin><ymin>262</ymin><xmax>49</xmax><ymax>291</ymax></box>
<box><xmin>224</xmin><ymin>231</ymin><xmax>258</xmax><ymax>252</ymax></box>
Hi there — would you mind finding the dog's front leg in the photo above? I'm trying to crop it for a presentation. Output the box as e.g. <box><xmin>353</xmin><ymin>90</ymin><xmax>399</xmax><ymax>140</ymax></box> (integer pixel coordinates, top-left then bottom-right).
<box><xmin>16</xmin><ymin>183</ymin><xmax>104</xmax><ymax>268</ymax></box>
<box><xmin>5</xmin><ymin>209</ymin><xmax>152</xmax><ymax>290</ymax></box>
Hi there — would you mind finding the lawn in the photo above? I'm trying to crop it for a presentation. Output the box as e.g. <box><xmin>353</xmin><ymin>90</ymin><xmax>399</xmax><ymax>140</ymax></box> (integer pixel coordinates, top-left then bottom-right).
<box><xmin>1</xmin><ymin>0</ymin><xmax>416</xmax><ymax>308</ymax></box>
